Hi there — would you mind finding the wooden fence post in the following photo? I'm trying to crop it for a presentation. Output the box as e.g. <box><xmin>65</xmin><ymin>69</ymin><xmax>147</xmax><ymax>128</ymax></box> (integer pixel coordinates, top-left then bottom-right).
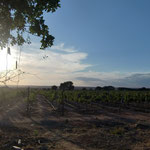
<box><xmin>27</xmin><ymin>87</ymin><xmax>30</xmax><ymax>115</ymax></box>
<box><xmin>61</xmin><ymin>90</ymin><xmax>64</xmax><ymax>116</ymax></box>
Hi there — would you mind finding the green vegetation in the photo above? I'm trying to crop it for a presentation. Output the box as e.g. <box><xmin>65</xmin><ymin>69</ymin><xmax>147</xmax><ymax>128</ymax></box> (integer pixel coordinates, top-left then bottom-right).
<box><xmin>0</xmin><ymin>87</ymin><xmax>37</xmax><ymax>113</ymax></box>
<box><xmin>39</xmin><ymin>89</ymin><xmax>150</xmax><ymax>105</ymax></box>
<box><xmin>0</xmin><ymin>87</ymin><xmax>26</xmax><ymax>104</ymax></box>
<box><xmin>110</xmin><ymin>127</ymin><xmax>126</xmax><ymax>136</ymax></box>
<box><xmin>1</xmin><ymin>85</ymin><xmax>150</xmax><ymax>112</ymax></box>
<box><xmin>0</xmin><ymin>0</ymin><xmax>60</xmax><ymax>49</ymax></box>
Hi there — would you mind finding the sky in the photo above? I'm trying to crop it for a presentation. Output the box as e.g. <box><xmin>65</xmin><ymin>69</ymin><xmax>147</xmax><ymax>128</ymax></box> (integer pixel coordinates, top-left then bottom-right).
<box><xmin>1</xmin><ymin>0</ymin><xmax>150</xmax><ymax>87</ymax></box>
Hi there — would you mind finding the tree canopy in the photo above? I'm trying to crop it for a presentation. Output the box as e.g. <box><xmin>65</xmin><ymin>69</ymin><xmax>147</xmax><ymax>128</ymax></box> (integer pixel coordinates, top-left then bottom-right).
<box><xmin>0</xmin><ymin>0</ymin><xmax>60</xmax><ymax>49</ymax></box>
<box><xmin>95</xmin><ymin>86</ymin><xmax>102</xmax><ymax>91</ymax></box>
<box><xmin>51</xmin><ymin>85</ymin><xmax>57</xmax><ymax>90</ymax></box>
<box><xmin>60</xmin><ymin>81</ymin><xmax>74</xmax><ymax>91</ymax></box>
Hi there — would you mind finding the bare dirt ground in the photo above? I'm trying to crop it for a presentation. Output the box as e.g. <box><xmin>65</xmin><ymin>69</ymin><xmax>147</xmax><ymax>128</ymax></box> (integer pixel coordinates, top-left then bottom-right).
<box><xmin>1</xmin><ymin>96</ymin><xmax>150</xmax><ymax>150</ymax></box>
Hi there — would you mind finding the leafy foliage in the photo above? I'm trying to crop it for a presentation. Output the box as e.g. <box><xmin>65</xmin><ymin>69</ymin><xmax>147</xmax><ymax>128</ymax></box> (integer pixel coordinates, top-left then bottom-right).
<box><xmin>60</xmin><ymin>81</ymin><xmax>74</xmax><ymax>90</ymax></box>
<box><xmin>40</xmin><ymin>88</ymin><xmax>150</xmax><ymax>105</ymax></box>
<box><xmin>0</xmin><ymin>0</ymin><xmax>60</xmax><ymax>49</ymax></box>
<box><xmin>51</xmin><ymin>85</ymin><xmax>57</xmax><ymax>90</ymax></box>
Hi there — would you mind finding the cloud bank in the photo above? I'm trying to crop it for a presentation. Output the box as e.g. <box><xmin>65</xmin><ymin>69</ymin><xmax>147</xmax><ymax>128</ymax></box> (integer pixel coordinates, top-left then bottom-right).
<box><xmin>76</xmin><ymin>72</ymin><xmax>150</xmax><ymax>88</ymax></box>
<box><xmin>4</xmin><ymin>42</ymin><xmax>150</xmax><ymax>88</ymax></box>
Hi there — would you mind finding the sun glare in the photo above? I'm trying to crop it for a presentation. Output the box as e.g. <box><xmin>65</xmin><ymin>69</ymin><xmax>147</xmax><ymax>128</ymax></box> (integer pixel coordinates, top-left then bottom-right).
<box><xmin>0</xmin><ymin>48</ymin><xmax>15</xmax><ymax>73</ymax></box>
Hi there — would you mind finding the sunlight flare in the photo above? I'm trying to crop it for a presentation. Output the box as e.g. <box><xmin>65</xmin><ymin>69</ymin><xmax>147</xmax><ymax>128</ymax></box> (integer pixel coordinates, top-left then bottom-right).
<box><xmin>0</xmin><ymin>48</ymin><xmax>15</xmax><ymax>72</ymax></box>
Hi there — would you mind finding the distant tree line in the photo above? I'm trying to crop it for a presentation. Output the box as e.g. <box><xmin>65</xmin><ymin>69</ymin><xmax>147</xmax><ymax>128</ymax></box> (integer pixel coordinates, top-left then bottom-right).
<box><xmin>51</xmin><ymin>81</ymin><xmax>74</xmax><ymax>91</ymax></box>
<box><xmin>48</xmin><ymin>82</ymin><xmax>150</xmax><ymax>91</ymax></box>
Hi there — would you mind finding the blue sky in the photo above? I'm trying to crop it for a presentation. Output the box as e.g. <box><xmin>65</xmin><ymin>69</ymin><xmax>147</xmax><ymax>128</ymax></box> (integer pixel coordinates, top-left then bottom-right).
<box><xmin>2</xmin><ymin>0</ymin><xmax>150</xmax><ymax>87</ymax></box>
<box><xmin>44</xmin><ymin>0</ymin><xmax>150</xmax><ymax>73</ymax></box>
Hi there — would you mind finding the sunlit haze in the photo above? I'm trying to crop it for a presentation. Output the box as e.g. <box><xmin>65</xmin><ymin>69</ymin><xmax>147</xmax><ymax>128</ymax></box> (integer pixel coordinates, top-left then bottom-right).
<box><xmin>0</xmin><ymin>48</ymin><xmax>15</xmax><ymax>72</ymax></box>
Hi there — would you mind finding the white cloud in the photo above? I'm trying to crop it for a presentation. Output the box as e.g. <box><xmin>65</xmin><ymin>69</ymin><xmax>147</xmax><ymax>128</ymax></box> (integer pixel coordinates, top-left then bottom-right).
<box><xmin>51</xmin><ymin>43</ymin><xmax>77</xmax><ymax>53</ymax></box>
<box><xmin>7</xmin><ymin>43</ymin><xmax>91</xmax><ymax>86</ymax></box>
<box><xmin>2</xmin><ymin>43</ymin><xmax>150</xmax><ymax>88</ymax></box>
<box><xmin>20</xmin><ymin>48</ymin><xmax>90</xmax><ymax>74</ymax></box>
<box><xmin>74</xmin><ymin>71</ymin><xmax>150</xmax><ymax>88</ymax></box>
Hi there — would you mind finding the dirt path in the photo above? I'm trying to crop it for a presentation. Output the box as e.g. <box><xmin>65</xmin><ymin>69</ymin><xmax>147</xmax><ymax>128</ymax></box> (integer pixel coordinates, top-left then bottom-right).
<box><xmin>0</xmin><ymin>98</ymin><xmax>28</xmax><ymax>126</ymax></box>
